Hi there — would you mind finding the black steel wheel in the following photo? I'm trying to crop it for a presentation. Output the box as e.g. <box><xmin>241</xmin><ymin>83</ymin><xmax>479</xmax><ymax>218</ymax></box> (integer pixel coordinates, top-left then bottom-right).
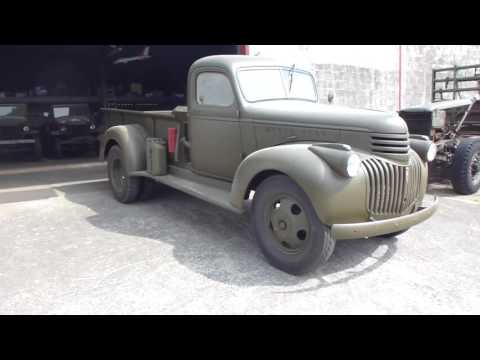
<box><xmin>451</xmin><ymin>139</ymin><xmax>480</xmax><ymax>195</ymax></box>
<box><xmin>252</xmin><ymin>175</ymin><xmax>335</xmax><ymax>275</ymax></box>
<box><xmin>107</xmin><ymin>145</ymin><xmax>142</xmax><ymax>203</ymax></box>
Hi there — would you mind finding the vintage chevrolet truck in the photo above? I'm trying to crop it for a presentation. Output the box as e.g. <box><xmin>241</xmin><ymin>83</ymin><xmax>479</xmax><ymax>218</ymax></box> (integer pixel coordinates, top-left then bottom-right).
<box><xmin>100</xmin><ymin>55</ymin><xmax>438</xmax><ymax>275</ymax></box>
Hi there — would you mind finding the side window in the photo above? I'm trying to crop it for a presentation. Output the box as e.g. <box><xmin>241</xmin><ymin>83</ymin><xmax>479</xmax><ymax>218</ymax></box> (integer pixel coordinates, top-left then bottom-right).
<box><xmin>196</xmin><ymin>72</ymin><xmax>234</xmax><ymax>107</ymax></box>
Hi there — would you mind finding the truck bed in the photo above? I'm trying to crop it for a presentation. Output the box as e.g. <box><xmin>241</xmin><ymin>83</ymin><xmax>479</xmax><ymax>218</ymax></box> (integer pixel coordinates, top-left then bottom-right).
<box><xmin>101</xmin><ymin>106</ymin><xmax>190</xmax><ymax>164</ymax></box>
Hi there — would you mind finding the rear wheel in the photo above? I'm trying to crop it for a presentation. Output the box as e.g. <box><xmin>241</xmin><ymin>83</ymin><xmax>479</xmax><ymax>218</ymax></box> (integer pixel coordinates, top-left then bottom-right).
<box><xmin>107</xmin><ymin>145</ymin><xmax>142</xmax><ymax>203</ymax></box>
<box><xmin>451</xmin><ymin>139</ymin><xmax>480</xmax><ymax>195</ymax></box>
<box><xmin>252</xmin><ymin>175</ymin><xmax>335</xmax><ymax>275</ymax></box>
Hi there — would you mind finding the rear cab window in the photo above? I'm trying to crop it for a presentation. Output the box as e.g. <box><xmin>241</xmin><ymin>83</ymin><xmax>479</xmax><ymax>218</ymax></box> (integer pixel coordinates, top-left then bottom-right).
<box><xmin>196</xmin><ymin>72</ymin><xmax>234</xmax><ymax>107</ymax></box>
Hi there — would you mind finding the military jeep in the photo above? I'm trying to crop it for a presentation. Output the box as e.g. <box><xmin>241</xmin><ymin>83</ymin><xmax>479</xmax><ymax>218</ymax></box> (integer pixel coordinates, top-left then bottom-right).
<box><xmin>0</xmin><ymin>103</ymin><xmax>44</xmax><ymax>160</ymax></box>
<box><xmin>46</xmin><ymin>103</ymin><xmax>100</xmax><ymax>157</ymax></box>
<box><xmin>100</xmin><ymin>55</ymin><xmax>438</xmax><ymax>275</ymax></box>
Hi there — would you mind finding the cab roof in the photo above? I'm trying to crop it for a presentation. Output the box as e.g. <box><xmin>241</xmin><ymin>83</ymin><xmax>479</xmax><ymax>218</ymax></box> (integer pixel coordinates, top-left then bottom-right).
<box><xmin>191</xmin><ymin>55</ymin><xmax>299</xmax><ymax>72</ymax></box>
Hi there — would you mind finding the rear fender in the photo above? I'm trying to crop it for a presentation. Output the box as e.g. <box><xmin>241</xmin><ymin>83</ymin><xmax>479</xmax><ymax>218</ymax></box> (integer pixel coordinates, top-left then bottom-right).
<box><xmin>100</xmin><ymin>124</ymin><xmax>148</xmax><ymax>173</ymax></box>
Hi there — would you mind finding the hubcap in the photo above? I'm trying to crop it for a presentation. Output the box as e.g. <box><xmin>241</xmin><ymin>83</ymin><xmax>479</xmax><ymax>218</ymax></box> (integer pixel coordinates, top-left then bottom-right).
<box><xmin>265</xmin><ymin>195</ymin><xmax>310</xmax><ymax>255</ymax></box>
<box><xmin>471</xmin><ymin>151</ymin><xmax>480</xmax><ymax>186</ymax></box>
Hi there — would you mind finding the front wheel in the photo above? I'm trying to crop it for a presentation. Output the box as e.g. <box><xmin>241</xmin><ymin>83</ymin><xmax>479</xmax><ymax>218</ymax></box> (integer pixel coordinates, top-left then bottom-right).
<box><xmin>252</xmin><ymin>175</ymin><xmax>336</xmax><ymax>275</ymax></box>
<box><xmin>107</xmin><ymin>145</ymin><xmax>142</xmax><ymax>203</ymax></box>
<box><xmin>451</xmin><ymin>139</ymin><xmax>480</xmax><ymax>195</ymax></box>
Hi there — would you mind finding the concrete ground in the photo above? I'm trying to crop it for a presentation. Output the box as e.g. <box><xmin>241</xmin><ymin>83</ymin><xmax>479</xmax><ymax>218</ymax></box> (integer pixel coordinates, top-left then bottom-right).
<box><xmin>0</xmin><ymin>156</ymin><xmax>479</xmax><ymax>314</ymax></box>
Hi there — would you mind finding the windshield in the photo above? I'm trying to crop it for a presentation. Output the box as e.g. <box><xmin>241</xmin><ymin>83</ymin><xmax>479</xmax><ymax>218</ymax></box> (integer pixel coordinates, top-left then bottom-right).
<box><xmin>0</xmin><ymin>105</ymin><xmax>26</xmax><ymax>118</ymax></box>
<box><xmin>53</xmin><ymin>104</ymin><xmax>90</xmax><ymax>118</ymax></box>
<box><xmin>237</xmin><ymin>67</ymin><xmax>317</xmax><ymax>103</ymax></box>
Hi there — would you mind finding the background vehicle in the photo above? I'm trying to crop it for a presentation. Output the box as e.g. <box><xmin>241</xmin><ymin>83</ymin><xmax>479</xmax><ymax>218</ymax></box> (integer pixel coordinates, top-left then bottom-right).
<box><xmin>46</xmin><ymin>103</ymin><xmax>101</xmax><ymax>157</ymax></box>
<box><xmin>0</xmin><ymin>103</ymin><xmax>45</xmax><ymax>160</ymax></box>
<box><xmin>100</xmin><ymin>55</ymin><xmax>438</xmax><ymax>275</ymax></box>
<box><xmin>399</xmin><ymin>64</ymin><xmax>480</xmax><ymax>195</ymax></box>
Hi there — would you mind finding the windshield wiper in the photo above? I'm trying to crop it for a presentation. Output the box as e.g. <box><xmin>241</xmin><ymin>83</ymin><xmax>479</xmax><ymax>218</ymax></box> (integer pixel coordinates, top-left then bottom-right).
<box><xmin>288</xmin><ymin>63</ymin><xmax>296</xmax><ymax>93</ymax></box>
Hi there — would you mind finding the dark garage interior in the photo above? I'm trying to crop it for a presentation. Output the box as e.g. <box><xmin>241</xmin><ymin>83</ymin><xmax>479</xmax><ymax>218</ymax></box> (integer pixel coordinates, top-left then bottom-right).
<box><xmin>0</xmin><ymin>45</ymin><xmax>244</xmax><ymax>104</ymax></box>
<box><xmin>0</xmin><ymin>45</ymin><xmax>246</xmax><ymax>160</ymax></box>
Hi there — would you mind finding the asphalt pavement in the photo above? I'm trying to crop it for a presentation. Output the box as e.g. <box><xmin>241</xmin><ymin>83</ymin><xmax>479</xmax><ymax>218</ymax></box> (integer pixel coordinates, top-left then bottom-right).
<box><xmin>0</xmin><ymin>156</ymin><xmax>479</xmax><ymax>314</ymax></box>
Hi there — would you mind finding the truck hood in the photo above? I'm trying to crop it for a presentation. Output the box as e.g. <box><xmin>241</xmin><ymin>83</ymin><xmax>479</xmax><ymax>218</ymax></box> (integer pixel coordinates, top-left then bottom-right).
<box><xmin>244</xmin><ymin>100</ymin><xmax>408</xmax><ymax>134</ymax></box>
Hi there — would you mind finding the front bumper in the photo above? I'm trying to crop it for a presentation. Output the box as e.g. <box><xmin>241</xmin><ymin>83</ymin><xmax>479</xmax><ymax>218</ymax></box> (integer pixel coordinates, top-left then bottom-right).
<box><xmin>331</xmin><ymin>195</ymin><xmax>438</xmax><ymax>240</ymax></box>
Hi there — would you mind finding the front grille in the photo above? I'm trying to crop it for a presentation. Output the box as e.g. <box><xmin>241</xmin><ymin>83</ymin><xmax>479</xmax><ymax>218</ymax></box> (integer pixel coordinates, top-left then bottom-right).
<box><xmin>0</xmin><ymin>126</ymin><xmax>22</xmax><ymax>140</ymax></box>
<box><xmin>362</xmin><ymin>154</ymin><xmax>423</xmax><ymax>217</ymax></box>
<box><xmin>370</xmin><ymin>132</ymin><xmax>410</xmax><ymax>155</ymax></box>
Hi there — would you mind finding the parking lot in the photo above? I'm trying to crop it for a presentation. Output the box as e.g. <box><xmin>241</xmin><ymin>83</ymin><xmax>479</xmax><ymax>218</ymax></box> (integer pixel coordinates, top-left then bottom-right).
<box><xmin>0</xmin><ymin>157</ymin><xmax>479</xmax><ymax>314</ymax></box>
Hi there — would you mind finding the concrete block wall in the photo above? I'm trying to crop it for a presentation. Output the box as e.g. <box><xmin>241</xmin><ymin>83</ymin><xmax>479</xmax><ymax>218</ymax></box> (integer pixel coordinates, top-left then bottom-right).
<box><xmin>403</xmin><ymin>45</ymin><xmax>480</xmax><ymax>107</ymax></box>
<box><xmin>311</xmin><ymin>45</ymin><xmax>480</xmax><ymax>111</ymax></box>
<box><xmin>313</xmin><ymin>64</ymin><xmax>397</xmax><ymax>111</ymax></box>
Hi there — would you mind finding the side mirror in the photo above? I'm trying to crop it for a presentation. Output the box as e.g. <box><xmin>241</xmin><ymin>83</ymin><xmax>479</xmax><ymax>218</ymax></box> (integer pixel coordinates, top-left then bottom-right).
<box><xmin>327</xmin><ymin>91</ymin><xmax>335</xmax><ymax>104</ymax></box>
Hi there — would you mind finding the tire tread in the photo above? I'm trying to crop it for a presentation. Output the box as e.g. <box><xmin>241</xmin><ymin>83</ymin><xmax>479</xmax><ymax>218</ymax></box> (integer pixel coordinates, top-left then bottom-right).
<box><xmin>451</xmin><ymin>139</ymin><xmax>480</xmax><ymax>195</ymax></box>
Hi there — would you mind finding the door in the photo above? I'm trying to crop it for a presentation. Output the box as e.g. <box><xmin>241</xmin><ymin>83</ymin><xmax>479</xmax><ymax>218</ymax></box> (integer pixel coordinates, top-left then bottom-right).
<box><xmin>189</xmin><ymin>70</ymin><xmax>243</xmax><ymax>180</ymax></box>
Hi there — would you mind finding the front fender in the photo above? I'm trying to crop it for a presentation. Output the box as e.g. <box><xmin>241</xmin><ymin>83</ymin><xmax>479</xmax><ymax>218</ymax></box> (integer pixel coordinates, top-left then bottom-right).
<box><xmin>230</xmin><ymin>144</ymin><xmax>368</xmax><ymax>225</ymax></box>
<box><xmin>100</xmin><ymin>124</ymin><xmax>148</xmax><ymax>173</ymax></box>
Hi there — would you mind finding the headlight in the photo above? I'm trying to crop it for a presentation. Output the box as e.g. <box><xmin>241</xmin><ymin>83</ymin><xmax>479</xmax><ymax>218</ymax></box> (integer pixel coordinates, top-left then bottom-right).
<box><xmin>89</xmin><ymin>124</ymin><xmax>96</xmax><ymax>130</ymax></box>
<box><xmin>432</xmin><ymin>110</ymin><xmax>446</xmax><ymax>128</ymax></box>
<box><xmin>309</xmin><ymin>143</ymin><xmax>361</xmax><ymax>178</ymax></box>
<box><xmin>23</xmin><ymin>126</ymin><xmax>30</xmax><ymax>132</ymax></box>
<box><xmin>60</xmin><ymin>126</ymin><xmax>67</xmax><ymax>132</ymax></box>
<box><xmin>410</xmin><ymin>136</ymin><xmax>437</xmax><ymax>162</ymax></box>
<box><xmin>427</xmin><ymin>143</ymin><xmax>437</xmax><ymax>162</ymax></box>
<box><xmin>346</xmin><ymin>153</ymin><xmax>361</xmax><ymax>177</ymax></box>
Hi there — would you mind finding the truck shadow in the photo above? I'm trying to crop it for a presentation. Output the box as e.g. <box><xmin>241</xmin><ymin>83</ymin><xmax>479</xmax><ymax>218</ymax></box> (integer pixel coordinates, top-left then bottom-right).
<box><xmin>60</xmin><ymin>181</ymin><xmax>398</xmax><ymax>291</ymax></box>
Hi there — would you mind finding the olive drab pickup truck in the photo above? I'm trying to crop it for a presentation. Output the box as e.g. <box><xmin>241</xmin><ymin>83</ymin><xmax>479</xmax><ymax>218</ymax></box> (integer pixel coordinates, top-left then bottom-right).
<box><xmin>100</xmin><ymin>55</ymin><xmax>439</xmax><ymax>275</ymax></box>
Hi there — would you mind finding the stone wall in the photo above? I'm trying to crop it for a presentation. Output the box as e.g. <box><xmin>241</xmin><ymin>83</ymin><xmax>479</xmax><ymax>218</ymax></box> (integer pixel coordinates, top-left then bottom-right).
<box><xmin>403</xmin><ymin>45</ymin><xmax>480</xmax><ymax>107</ymax></box>
<box><xmin>313</xmin><ymin>64</ymin><xmax>397</xmax><ymax>111</ymax></box>
<box><xmin>311</xmin><ymin>45</ymin><xmax>480</xmax><ymax>111</ymax></box>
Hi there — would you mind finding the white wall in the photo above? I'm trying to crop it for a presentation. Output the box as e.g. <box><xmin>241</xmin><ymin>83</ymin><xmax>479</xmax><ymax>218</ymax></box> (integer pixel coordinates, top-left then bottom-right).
<box><xmin>249</xmin><ymin>45</ymin><xmax>399</xmax><ymax>71</ymax></box>
<box><xmin>249</xmin><ymin>45</ymin><xmax>480</xmax><ymax>111</ymax></box>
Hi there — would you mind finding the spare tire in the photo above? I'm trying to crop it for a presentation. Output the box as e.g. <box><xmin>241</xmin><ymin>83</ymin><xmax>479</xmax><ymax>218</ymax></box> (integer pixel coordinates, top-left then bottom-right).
<box><xmin>451</xmin><ymin>139</ymin><xmax>480</xmax><ymax>195</ymax></box>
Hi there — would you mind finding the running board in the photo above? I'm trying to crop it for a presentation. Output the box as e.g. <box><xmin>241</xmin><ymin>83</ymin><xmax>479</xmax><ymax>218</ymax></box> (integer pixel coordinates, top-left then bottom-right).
<box><xmin>131</xmin><ymin>167</ymin><xmax>243</xmax><ymax>214</ymax></box>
